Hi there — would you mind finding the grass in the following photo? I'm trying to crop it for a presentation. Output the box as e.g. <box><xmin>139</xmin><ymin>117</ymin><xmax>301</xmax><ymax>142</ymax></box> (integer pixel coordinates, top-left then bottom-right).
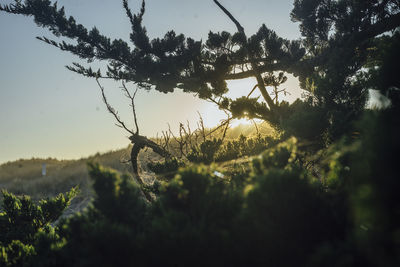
<box><xmin>0</xmin><ymin>122</ymin><xmax>275</xmax><ymax>215</ymax></box>
<box><xmin>0</xmin><ymin>147</ymin><xmax>160</xmax><ymax>214</ymax></box>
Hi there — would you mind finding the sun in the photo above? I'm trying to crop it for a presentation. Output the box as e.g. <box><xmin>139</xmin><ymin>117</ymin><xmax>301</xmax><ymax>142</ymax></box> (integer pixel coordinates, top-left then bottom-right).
<box><xmin>198</xmin><ymin>75</ymin><xmax>303</xmax><ymax>129</ymax></box>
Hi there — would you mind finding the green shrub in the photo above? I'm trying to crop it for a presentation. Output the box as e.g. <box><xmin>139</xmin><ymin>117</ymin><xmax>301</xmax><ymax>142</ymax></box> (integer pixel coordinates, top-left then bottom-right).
<box><xmin>215</xmin><ymin>134</ymin><xmax>276</xmax><ymax>162</ymax></box>
<box><xmin>280</xmin><ymin>99</ymin><xmax>328</xmax><ymax>143</ymax></box>
<box><xmin>0</xmin><ymin>240</ymin><xmax>35</xmax><ymax>267</ymax></box>
<box><xmin>187</xmin><ymin>138</ymin><xmax>222</xmax><ymax>164</ymax></box>
<box><xmin>147</xmin><ymin>157</ymin><xmax>185</xmax><ymax>179</ymax></box>
<box><xmin>0</xmin><ymin>188</ymin><xmax>76</xmax><ymax>266</ymax></box>
<box><xmin>238</xmin><ymin>168</ymin><xmax>336</xmax><ymax>266</ymax></box>
<box><xmin>2</xmin><ymin>111</ymin><xmax>398</xmax><ymax>266</ymax></box>
<box><xmin>146</xmin><ymin>166</ymin><xmax>243</xmax><ymax>266</ymax></box>
<box><xmin>252</xmin><ymin>137</ymin><xmax>298</xmax><ymax>173</ymax></box>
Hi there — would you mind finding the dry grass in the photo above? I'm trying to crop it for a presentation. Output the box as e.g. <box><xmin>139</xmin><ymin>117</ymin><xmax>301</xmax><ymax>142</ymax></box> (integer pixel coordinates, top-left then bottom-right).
<box><xmin>0</xmin><ymin>147</ymin><xmax>159</xmax><ymax>214</ymax></box>
<box><xmin>0</xmin><ymin>122</ymin><xmax>275</xmax><ymax>214</ymax></box>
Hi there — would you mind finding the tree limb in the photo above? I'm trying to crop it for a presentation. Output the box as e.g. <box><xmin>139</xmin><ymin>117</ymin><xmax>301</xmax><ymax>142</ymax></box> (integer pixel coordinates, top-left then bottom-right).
<box><xmin>213</xmin><ymin>0</ymin><xmax>277</xmax><ymax>112</ymax></box>
<box><xmin>247</xmin><ymin>84</ymin><xmax>259</xmax><ymax>98</ymax></box>
<box><xmin>96</xmin><ymin>78</ymin><xmax>134</xmax><ymax>135</ymax></box>
<box><xmin>121</xmin><ymin>81</ymin><xmax>140</xmax><ymax>134</ymax></box>
<box><xmin>213</xmin><ymin>0</ymin><xmax>244</xmax><ymax>33</ymax></box>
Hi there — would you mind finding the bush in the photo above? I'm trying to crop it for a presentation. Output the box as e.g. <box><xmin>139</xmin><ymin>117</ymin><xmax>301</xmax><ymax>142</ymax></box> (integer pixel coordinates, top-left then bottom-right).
<box><xmin>280</xmin><ymin>99</ymin><xmax>328</xmax><ymax>144</ymax></box>
<box><xmin>0</xmin><ymin>188</ymin><xmax>76</xmax><ymax>266</ymax></box>
<box><xmin>238</xmin><ymin>169</ymin><xmax>335</xmax><ymax>266</ymax></box>
<box><xmin>2</xmin><ymin>111</ymin><xmax>399</xmax><ymax>266</ymax></box>
<box><xmin>215</xmin><ymin>134</ymin><xmax>277</xmax><ymax>162</ymax></box>
<box><xmin>187</xmin><ymin>138</ymin><xmax>222</xmax><ymax>164</ymax></box>
<box><xmin>147</xmin><ymin>157</ymin><xmax>185</xmax><ymax>179</ymax></box>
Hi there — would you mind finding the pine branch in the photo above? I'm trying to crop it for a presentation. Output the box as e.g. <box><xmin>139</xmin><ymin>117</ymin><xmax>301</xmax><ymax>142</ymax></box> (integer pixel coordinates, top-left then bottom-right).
<box><xmin>213</xmin><ymin>0</ymin><xmax>244</xmax><ymax>34</ymax></box>
<box><xmin>212</xmin><ymin>0</ymin><xmax>277</xmax><ymax>112</ymax></box>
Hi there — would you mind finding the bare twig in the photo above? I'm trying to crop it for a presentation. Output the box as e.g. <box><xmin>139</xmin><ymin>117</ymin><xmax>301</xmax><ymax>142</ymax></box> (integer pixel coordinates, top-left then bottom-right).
<box><xmin>161</xmin><ymin>130</ymin><xmax>171</xmax><ymax>152</ymax></box>
<box><xmin>247</xmin><ymin>84</ymin><xmax>259</xmax><ymax>98</ymax></box>
<box><xmin>221</xmin><ymin>116</ymin><xmax>231</xmax><ymax>141</ymax></box>
<box><xmin>184</xmin><ymin>120</ymin><xmax>193</xmax><ymax>155</ymax></box>
<box><xmin>96</xmin><ymin>78</ymin><xmax>134</xmax><ymax>135</ymax></box>
<box><xmin>206</xmin><ymin>116</ymin><xmax>232</xmax><ymax>138</ymax></box>
<box><xmin>121</xmin><ymin>81</ymin><xmax>140</xmax><ymax>134</ymax></box>
<box><xmin>197</xmin><ymin>112</ymin><xmax>207</xmax><ymax>142</ymax></box>
<box><xmin>168</xmin><ymin>123</ymin><xmax>186</xmax><ymax>158</ymax></box>
<box><xmin>252</xmin><ymin>119</ymin><xmax>260</xmax><ymax>136</ymax></box>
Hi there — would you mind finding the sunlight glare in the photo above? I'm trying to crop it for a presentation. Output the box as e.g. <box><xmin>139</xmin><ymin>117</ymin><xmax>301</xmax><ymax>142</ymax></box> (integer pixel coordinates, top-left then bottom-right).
<box><xmin>198</xmin><ymin>74</ymin><xmax>303</xmax><ymax>129</ymax></box>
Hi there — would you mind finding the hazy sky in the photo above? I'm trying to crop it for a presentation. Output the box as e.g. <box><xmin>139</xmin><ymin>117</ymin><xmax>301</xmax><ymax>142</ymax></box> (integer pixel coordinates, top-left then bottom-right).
<box><xmin>0</xmin><ymin>0</ymin><xmax>303</xmax><ymax>164</ymax></box>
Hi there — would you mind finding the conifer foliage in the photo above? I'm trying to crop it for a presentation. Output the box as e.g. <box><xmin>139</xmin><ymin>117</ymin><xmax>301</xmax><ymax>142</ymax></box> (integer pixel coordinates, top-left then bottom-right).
<box><xmin>0</xmin><ymin>189</ymin><xmax>77</xmax><ymax>266</ymax></box>
<box><xmin>290</xmin><ymin>0</ymin><xmax>400</xmax><ymax>139</ymax></box>
<box><xmin>2</xmin><ymin>0</ymin><xmax>398</xmax><ymax>140</ymax></box>
<box><xmin>0</xmin><ymin>0</ymin><xmax>306</xmax><ymax>125</ymax></box>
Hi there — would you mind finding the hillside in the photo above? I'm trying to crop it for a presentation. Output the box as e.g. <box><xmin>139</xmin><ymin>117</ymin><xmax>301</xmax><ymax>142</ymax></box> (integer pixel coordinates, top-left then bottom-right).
<box><xmin>0</xmin><ymin>147</ymin><xmax>160</xmax><ymax>216</ymax></box>
<box><xmin>0</xmin><ymin>122</ymin><xmax>273</xmax><ymax>215</ymax></box>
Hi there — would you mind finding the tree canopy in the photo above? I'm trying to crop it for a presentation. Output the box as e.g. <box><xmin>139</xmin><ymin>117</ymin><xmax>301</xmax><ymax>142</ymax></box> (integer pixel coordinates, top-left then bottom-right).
<box><xmin>291</xmin><ymin>0</ymin><xmax>400</xmax><ymax>138</ymax></box>
<box><xmin>0</xmin><ymin>0</ymin><xmax>306</xmax><ymax>123</ymax></box>
<box><xmin>1</xmin><ymin>0</ymin><xmax>399</xmax><ymax>143</ymax></box>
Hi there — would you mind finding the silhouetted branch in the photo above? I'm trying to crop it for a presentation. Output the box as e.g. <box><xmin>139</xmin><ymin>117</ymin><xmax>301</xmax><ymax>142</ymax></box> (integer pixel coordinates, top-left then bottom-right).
<box><xmin>221</xmin><ymin>115</ymin><xmax>231</xmax><ymax>141</ymax></box>
<box><xmin>252</xmin><ymin>119</ymin><xmax>260</xmax><ymax>136</ymax></box>
<box><xmin>168</xmin><ymin>123</ymin><xmax>189</xmax><ymax>158</ymax></box>
<box><xmin>213</xmin><ymin>0</ymin><xmax>277</xmax><ymax>112</ymax></box>
<box><xmin>96</xmin><ymin>78</ymin><xmax>134</xmax><ymax>135</ymax></box>
<box><xmin>247</xmin><ymin>84</ymin><xmax>259</xmax><ymax>98</ymax></box>
<box><xmin>213</xmin><ymin>0</ymin><xmax>244</xmax><ymax>34</ymax></box>
<box><xmin>161</xmin><ymin>130</ymin><xmax>171</xmax><ymax>152</ymax></box>
<box><xmin>206</xmin><ymin>115</ymin><xmax>232</xmax><ymax>139</ymax></box>
<box><xmin>197</xmin><ymin>112</ymin><xmax>207</xmax><ymax>142</ymax></box>
<box><xmin>121</xmin><ymin>81</ymin><xmax>140</xmax><ymax>134</ymax></box>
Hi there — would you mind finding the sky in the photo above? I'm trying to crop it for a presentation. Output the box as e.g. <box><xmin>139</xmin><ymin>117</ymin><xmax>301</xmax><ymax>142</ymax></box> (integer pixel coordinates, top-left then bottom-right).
<box><xmin>0</xmin><ymin>0</ymin><xmax>303</xmax><ymax>164</ymax></box>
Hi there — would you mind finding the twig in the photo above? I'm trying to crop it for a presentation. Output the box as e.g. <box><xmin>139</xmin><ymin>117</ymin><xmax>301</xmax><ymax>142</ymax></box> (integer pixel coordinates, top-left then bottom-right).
<box><xmin>161</xmin><ymin>130</ymin><xmax>171</xmax><ymax>152</ymax></box>
<box><xmin>197</xmin><ymin>112</ymin><xmax>207</xmax><ymax>142</ymax></box>
<box><xmin>206</xmin><ymin>116</ymin><xmax>232</xmax><ymax>137</ymax></box>
<box><xmin>221</xmin><ymin>116</ymin><xmax>231</xmax><ymax>141</ymax></box>
<box><xmin>252</xmin><ymin>119</ymin><xmax>260</xmax><ymax>136</ymax></box>
<box><xmin>96</xmin><ymin>78</ymin><xmax>134</xmax><ymax>135</ymax></box>
<box><xmin>247</xmin><ymin>84</ymin><xmax>259</xmax><ymax>98</ymax></box>
<box><xmin>121</xmin><ymin>81</ymin><xmax>140</xmax><ymax>134</ymax></box>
